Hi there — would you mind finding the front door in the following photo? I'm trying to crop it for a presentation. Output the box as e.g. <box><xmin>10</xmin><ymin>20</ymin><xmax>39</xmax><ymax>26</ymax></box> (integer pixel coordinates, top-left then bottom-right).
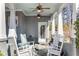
<box><xmin>38</xmin><ymin>22</ymin><xmax>47</xmax><ymax>44</ymax></box>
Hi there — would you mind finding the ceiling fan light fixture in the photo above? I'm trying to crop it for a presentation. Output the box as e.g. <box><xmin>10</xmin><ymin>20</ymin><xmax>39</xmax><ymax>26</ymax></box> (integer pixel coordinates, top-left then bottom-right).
<box><xmin>37</xmin><ymin>14</ymin><xmax>41</xmax><ymax>19</ymax></box>
<box><xmin>37</xmin><ymin>9</ymin><xmax>41</xmax><ymax>13</ymax></box>
<box><xmin>37</xmin><ymin>16</ymin><xmax>41</xmax><ymax>19</ymax></box>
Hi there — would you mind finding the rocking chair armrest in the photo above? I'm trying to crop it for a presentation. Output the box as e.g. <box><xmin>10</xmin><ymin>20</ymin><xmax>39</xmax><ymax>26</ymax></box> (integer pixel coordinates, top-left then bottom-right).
<box><xmin>28</xmin><ymin>41</ymin><xmax>34</xmax><ymax>43</ymax></box>
<box><xmin>28</xmin><ymin>41</ymin><xmax>34</xmax><ymax>45</ymax></box>
<box><xmin>48</xmin><ymin>46</ymin><xmax>60</xmax><ymax>51</ymax></box>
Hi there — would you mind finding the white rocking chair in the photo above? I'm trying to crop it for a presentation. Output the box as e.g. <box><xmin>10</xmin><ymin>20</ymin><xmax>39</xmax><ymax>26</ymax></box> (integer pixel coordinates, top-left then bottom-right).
<box><xmin>47</xmin><ymin>34</ymin><xmax>64</xmax><ymax>56</ymax></box>
<box><xmin>18</xmin><ymin>34</ymin><xmax>34</xmax><ymax>56</ymax></box>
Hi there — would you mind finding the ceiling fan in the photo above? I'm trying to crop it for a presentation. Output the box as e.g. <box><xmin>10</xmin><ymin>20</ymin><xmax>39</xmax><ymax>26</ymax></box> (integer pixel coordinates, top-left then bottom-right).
<box><xmin>31</xmin><ymin>3</ymin><xmax>50</xmax><ymax>13</ymax></box>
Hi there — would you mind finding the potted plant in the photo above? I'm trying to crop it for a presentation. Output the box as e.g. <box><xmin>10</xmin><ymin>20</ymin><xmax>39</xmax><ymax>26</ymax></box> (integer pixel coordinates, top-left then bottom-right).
<box><xmin>0</xmin><ymin>51</ymin><xmax>4</xmax><ymax>56</ymax></box>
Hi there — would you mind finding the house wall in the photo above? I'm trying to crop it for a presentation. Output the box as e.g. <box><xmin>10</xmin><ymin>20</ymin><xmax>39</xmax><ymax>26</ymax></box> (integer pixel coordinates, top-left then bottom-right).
<box><xmin>6</xmin><ymin>11</ymin><xmax>50</xmax><ymax>43</ymax></box>
<box><xmin>20</xmin><ymin>16</ymin><xmax>50</xmax><ymax>42</ymax></box>
<box><xmin>7</xmin><ymin>11</ymin><xmax>51</xmax><ymax>43</ymax></box>
<box><xmin>23</xmin><ymin>16</ymin><xmax>50</xmax><ymax>38</ymax></box>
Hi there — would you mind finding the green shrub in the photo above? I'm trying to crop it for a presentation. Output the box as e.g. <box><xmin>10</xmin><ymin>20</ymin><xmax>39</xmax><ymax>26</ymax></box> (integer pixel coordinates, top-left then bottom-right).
<box><xmin>0</xmin><ymin>51</ymin><xmax>4</xmax><ymax>56</ymax></box>
<box><xmin>74</xmin><ymin>18</ymin><xmax>79</xmax><ymax>48</ymax></box>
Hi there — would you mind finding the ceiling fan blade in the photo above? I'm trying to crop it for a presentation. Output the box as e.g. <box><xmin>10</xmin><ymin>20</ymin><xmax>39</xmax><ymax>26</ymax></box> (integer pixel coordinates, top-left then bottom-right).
<box><xmin>42</xmin><ymin>8</ymin><xmax>50</xmax><ymax>9</ymax></box>
<box><xmin>30</xmin><ymin>8</ymin><xmax>37</xmax><ymax>10</ymax></box>
<box><xmin>32</xmin><ymin>9</ymin><xmax>37</xmax><ymax>12</ymax></box>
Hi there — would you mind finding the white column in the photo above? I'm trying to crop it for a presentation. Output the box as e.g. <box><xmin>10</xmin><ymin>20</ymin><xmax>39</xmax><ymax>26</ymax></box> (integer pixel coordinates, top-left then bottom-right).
<box><xmin>8</xmin><ymin>4</ymin><xmax>19</xmax><ymax>56</ymax></box>
<box><xmin>45</xmin><ymin>22</ymin><xmax>49</xmax><ymax>40</ymax></box>
<box><xmin>58</xmin><ymin>12</ymin><xmax>64</xmax><ymax>42</ymax></box>
<box><xmin>8</xmin><ymin>4</ymin><xmax>17</xmax><ymax>37</ymax></box>
<box><xmin>52</xmin><ymin>13</ymin><xmax>56</xmax><ymax>36</ymax></box>
<box><xmin>71</xmin><ymin>4</ymin><xmax>76</xmax><ymax>56</ymax></box>
<box><xmin>58</xmin><ymin>12</ymin><xmax>63</xmax><ymax>36</ymax></box>
<box><xmin>0</xmin><ymin>3</ymin><xmax>7</xmax><ymax>55</ymax></box>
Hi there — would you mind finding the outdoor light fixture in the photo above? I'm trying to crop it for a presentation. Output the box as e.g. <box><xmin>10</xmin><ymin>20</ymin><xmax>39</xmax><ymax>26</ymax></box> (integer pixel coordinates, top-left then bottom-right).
<box><xmin>37</xmin><ymin>16</ymin><xmax>41</xmax><ymax>19</ymax></box>
<box><xmin>37</xmin><ymin>14</ymin><xmax>41</xmax><ymax>19</ymax></box>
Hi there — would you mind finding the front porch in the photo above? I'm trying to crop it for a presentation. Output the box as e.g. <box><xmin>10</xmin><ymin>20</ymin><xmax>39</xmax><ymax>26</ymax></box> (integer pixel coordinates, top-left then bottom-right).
<box><xmin>0</xmin><ymin>3</ymin><xmax>76</xmax><ymax>56</ymax></box>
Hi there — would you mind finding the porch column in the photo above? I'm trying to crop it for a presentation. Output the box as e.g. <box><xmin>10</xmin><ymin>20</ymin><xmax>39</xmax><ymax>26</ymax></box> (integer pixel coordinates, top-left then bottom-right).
<box><xmin>58</xmin><ymin>12</ymin><xmax>64</xmax><ymax>42</ymax></box>
<box><xmin>71</xmin><ymin>4</ymin><xmax>76</xmax><ymax>56</ymax></box>
<box><xmin>52</xmin><ymin>13</ymin><xmax>56</xmax><ymax>36</ymax></box>
<box><xmin>8</xmin><ymin>3</ymin><xmax>19</xmax><ymax>56</ymax></box>
<box><xmin>0</xmin><ymin>3</ymin><xmax>7</xmax><ymax>55</ymax></box>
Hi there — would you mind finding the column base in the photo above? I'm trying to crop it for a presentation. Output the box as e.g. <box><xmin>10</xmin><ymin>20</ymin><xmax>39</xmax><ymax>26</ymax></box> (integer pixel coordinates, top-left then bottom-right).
<box><xmin>0</xmin><ymin>37</ymin><xmax>8</xmax><ymax>56</ymax></box>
